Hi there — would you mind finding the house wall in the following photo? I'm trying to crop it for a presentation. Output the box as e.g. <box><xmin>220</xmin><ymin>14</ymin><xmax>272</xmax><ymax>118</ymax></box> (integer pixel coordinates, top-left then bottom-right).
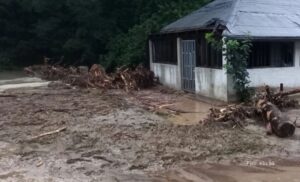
<box><xmin>248</xmin><ymin>41</ymin><xmax>300</xmax><ymax>88</ymax></box>
<box><xmin>149</xmin><ymin>39</ymin><xmax>181</xmax><ymax>90</ymax></box>
<box><xmin>149</xmin><ymin>35</ymin><xmax>230</xmax><ymax>102</ymax></box>
<box><xmin>195</xmin><ymin>68</ymin><xmax>228</xmax><ymax>101</ymax></box>
<box><xmin>152</xmin><ymin>63</ymin><xmax>181</xmax><ymax>89</ymax></box>
<box><xmin>150</xmin><ymin>35</ymin><xmax>300</xmax><ymax>102</ymax></box>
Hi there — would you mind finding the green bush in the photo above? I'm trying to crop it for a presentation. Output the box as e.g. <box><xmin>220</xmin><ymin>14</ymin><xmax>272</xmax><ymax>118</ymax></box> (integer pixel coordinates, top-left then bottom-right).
<box><xmin>206</xmin><ymin>33</ymin><xmax>253</xmax><ymax>101</ymax></box>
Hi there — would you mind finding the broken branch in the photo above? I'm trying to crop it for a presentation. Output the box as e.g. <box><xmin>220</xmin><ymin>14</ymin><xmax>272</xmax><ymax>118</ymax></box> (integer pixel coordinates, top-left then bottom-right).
<box><xmin>30</xmin><ymin>127</ymin><xmax>67</xmax><ymax>140</ymax></box>
<box><xmin>0</xmin><ymin>94</ymin><xmax>17</xmax><ymax>97</ymax></box>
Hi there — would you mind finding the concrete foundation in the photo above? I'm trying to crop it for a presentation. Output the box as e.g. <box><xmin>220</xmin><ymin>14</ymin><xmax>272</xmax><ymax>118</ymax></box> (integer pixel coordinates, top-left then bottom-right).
<box><xmin>194</xmin><ymin>68</ymin><xmax>228</xmax><ymax>101</ymax></box>
<box><xmin>152</xmin><ymin>63</ymin><xmax>181</xmax><ymax>90</ymax></box>
<box><xmin>248</xmin><ymin>67</ymin><xmax>300</xmax><ymax>88</ymax></box>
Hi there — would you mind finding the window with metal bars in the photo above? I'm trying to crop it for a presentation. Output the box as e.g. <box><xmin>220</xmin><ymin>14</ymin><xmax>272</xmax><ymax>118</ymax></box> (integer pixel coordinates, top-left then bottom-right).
<box><xmin>196</xmin><ymin>35</ymin><xmax>222</xmax><ymax>69</ymax></box>
<box><xmin>152</xmin><ymin>37</ymin><xmax>177</xmax><ymax>65</ymax></box>
<box><xmin>248</xmin><ymin>41</ymin><xmax>294</xmax><ymax>68</ymax></box>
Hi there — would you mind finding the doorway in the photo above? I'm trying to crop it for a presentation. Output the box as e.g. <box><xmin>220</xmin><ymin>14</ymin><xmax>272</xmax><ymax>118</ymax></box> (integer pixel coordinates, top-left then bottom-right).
<box><xmin>181</xmin><ymin>40</ymin><xmax>196</xmax><ymax>92</ymax></box>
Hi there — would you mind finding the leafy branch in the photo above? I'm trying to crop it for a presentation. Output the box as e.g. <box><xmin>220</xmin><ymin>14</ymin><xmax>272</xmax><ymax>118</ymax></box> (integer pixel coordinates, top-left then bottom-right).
<box><xmin>206</xmin><ymin>33</ymin><xmax>252</xmax><ymax>101</ymax></box>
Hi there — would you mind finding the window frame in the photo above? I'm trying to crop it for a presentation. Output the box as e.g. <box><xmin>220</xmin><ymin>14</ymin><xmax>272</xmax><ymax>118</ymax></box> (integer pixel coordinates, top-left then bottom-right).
<box><xmin>196</xmin><ymin>34</ymin><xmax>223</xmax><ymax>69</ymax></box>
<box><xmin>151</xmin><ymin>35</ymin><xmax>178</xmax><ymax>65</ymax></box>
<box><xmin>247</xmin><ymin>41</ymin><xmax>295</xmax><ymax>69</ymax></box>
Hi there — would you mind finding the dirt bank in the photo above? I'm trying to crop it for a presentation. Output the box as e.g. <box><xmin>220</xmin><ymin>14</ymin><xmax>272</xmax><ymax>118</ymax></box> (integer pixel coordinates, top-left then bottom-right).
<box><xmin>0</xmin><ymin>84</ymin><xmax>300</xmax><ymax>181</ymax></box>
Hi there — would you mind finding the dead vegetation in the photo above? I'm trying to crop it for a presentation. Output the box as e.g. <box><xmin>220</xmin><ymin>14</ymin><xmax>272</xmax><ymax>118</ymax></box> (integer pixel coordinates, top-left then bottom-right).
<box><xmin>23</xmin><ymin>64</ymin><xmax>300</xmax><ymax>138</ymax></box>
<box><xmin>205</xmin><ymin>85</ymin><xmax>300</xmax><ymax>138</ymax></box>
<box><xmin>24</xmin><ymin>64</ymin><xmax>156</xmax><ymax>91</ymax></box>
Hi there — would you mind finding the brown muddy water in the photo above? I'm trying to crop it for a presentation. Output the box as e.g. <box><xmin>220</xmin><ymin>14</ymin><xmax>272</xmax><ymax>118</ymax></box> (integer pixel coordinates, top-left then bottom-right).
<box><xmin>0</xmin><ymin>71</ymin><xmax>48</xmax><ymax>92</ymax></box>
<box><xmin>0</xmin><ymin>71</ymin><xmax>26</xmax><ymax>80</ymax></box>
<box><xmin>0</xmin><ymin>76</ymin><xmax>300</xmax><ymax>181</ymax></box>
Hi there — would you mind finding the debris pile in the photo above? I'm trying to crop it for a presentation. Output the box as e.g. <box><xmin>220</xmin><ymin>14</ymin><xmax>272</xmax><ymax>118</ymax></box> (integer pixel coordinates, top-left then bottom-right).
<box><xmin>262</xmin><ymin>85</ymin><xmax>299</xmax><ymax>108</ymax></box>
<box><xmin>25</xmin><ymin>64</ymin><xmax>156</xmax><ymax>91</ymax></box>
<box><xmin>205</xmin><ymin>85</ymin><xmax>299</xmax><ymax>138</ymax></box>
<box><xmin>207</xmin><ymin>105</ymin><xmax>255</xmax><ymax>127</ymax></box>
<box><xmin>112</xmin><ymin>65</ymin><xmax>156</xmax><ymax>91</ymax></box>
<box><xmin>24</xmin><ymin>64</ymin><xmax>70</xmax><ymax>81</ymax></box>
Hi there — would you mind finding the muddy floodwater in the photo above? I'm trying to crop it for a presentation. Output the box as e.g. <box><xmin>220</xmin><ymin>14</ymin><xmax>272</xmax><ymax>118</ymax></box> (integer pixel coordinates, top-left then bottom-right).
<box><xmin>0</xmin><ymin>77</ymin><xmax>300</xmax><ymax>181</ymax></box>
<box><xmin>0</xmin><ymin>71</ymin><xmax>27</xmax><ymax>80</ymax></box>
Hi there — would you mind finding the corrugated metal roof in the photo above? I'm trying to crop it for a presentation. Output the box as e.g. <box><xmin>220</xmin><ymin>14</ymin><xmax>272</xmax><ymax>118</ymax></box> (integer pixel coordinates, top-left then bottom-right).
<box><xmin>161</xmin><ymin>0</ymin><xmax>300</xmax><ymax>39</ymax></box>
<box><xmin>161</xmin><ymin>0</ymin><xmax>235</xmax><ymax>33</ymax></box>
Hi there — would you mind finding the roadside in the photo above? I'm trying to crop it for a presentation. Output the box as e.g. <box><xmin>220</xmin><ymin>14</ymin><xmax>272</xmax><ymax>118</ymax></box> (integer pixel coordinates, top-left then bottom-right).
<box><xmin>0</xmin><ymin>71</ymin><xmax>50</xmax><ymax>92</ymax></box>
<box><xmin>0</xmin><ymin>71</ymin><xmax>26</xmax><ymax>80</ymax></box>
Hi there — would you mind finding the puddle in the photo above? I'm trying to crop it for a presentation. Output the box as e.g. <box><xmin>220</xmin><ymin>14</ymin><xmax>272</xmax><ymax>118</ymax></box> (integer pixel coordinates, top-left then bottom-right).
<box><xmin>0</xmin><ymin>75</ymin><xmax>49</xmax><ymax>92</ymax></box>
<box><xmin>0</xmin><ymin>71</ymin><xmax>26</xmax><ymax>80</ymax></box>
<box><xmin>0</xmin><ymin>82</ymin><xmax>50</xmax><ymax>92</ymax></box>
<box><xmin>0</xmin><ymin>77</ymin><xmax>44</xmax><ymax>86</ymax></box>
<box><xmin>157</xmin><ymin>162</ymin><xmax>300</xmax><ymax>182</ymax></box>
<box><xmin>166</xmin><ymin>97</ymin><xmax>221</xmax><ymax>125</ymax></box>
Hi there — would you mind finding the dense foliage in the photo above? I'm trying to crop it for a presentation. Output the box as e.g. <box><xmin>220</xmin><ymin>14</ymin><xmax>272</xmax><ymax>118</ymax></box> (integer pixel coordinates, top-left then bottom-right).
<box><xmin>206</xmin><ymin>33</ymin><xmax>252</xmax><ymax>101</ymax></box>
<box><xmin>224</xmin><ymin>39</ymin><xmax>252</xmax><ymax>101</ymax></box>
<box><xmin>0</xmin><ymin>0</ymin><xmax>210</xmax><ymax>70</ymax></box>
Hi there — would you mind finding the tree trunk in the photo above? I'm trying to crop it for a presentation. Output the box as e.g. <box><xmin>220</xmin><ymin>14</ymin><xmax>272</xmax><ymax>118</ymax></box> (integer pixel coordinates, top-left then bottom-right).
<box><xmin>256</xmin><ymin>99</ymin><xmax>295</xmax><ymax>138</ymax></box>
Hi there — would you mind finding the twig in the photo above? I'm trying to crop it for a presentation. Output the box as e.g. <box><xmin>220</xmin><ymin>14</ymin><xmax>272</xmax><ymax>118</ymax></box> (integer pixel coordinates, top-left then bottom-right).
<box><xmin>30</xmin><ymin>127</ymin><xmax>67</xmax><ymax>140</ymax></box>
<box><xmin>294</xmin><ymin>117</ymin><xmax>300</xmax><ymax>128</ymax></box>
<box><xmin>166</xmin><ymin>107</ymin><xmax>204</xmax><ymax>114</ymax></box>
<box><xmin>158</xmin><ymin>104</ymin><xmax>176</xmax><ymax>109</ymax></box>
<box><xmin>0</xmin><ymin>94</ymin><xmax>17</xmax><ymax>98</ymax></box>
<box><xmin>93</xmin><ymin>156</ymin><xmax>114</xmax><ymax>163</ymax></box>
<box><xmin>53</xmin><ymin>109</ymin><xmax>70</xmax><ymax>113</ymax></box>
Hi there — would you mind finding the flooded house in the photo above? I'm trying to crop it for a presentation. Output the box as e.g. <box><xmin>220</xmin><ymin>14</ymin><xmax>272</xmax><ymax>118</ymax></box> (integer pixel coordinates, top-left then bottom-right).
<box><xmin>149</xmin><ymin>0</ymin><xmax>300</xmax><ymax>102</ymax></box>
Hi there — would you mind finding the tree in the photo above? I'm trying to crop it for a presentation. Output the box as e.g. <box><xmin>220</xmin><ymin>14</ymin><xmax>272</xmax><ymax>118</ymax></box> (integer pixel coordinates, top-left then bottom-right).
<box><xmin>0</xmin><ymin>0</ymin><xmax>211</xmax><ymax>70</ymax></box>
<box><xmin>105</xmin><ymin>0</ymin><xmax>211</xmax><ymax>70</ymax></box>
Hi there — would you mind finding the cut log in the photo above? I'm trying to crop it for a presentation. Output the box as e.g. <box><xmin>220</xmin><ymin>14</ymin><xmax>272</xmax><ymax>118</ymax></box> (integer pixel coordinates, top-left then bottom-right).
<box><xmin>256</xmin><ymin>99</ymin><xmax>295</xmax><ymax>138</ymax></box>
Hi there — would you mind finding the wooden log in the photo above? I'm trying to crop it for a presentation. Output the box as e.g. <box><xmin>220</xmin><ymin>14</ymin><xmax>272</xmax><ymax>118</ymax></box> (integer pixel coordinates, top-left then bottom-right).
<box><xmin>256</xmin><ymin>99</ymin><xmax>295</xmax><ymax>138</ymax></box>
<box><xmin>280</xmin><ymin>83</ymin><xmax>284</xmax><ymax>92</ymax></box>
<box><xmin>274</xmin><ymin>89</ymin><xmax>300</xmax><ymax>97</ymax></box>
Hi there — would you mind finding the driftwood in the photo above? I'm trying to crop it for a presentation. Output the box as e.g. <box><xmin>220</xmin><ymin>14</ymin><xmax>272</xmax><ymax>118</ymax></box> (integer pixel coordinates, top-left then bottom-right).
<box><xmin>205</xmin><ymin>85</ymin><xmax>299</xmax><ymax>138</ymax></box>
<box><xmin>256</xmin><ymin>99</ymin><xmax>295</xmax><ymax>137</ymax></box>
<box><xmin>275</xmin><ymin>89</ymin><xmax>300</xmax><ymax>98</ymax></box>
<box><xmin>205</xmin><ymin>104</ymin><xmax>255</xmax><ymax>128</ymax></box>
<box><xmin>0</xmin><ymin>94</ymin><xmax>17</xmax><ymax>97</ymax></box>
<box><xmin>264</xmin><ymin>85</ymin><xmax>300</xmax><ymax>108</ymax></box>
<box><xmin>25</xmin><ymin>64</ymin><xmax>155</xmax><ymax>92</ymax></box>
<box><xmin>30</xmin><ymin>127</ymin><xmax>67</xmax><ymax>140</ymax></box>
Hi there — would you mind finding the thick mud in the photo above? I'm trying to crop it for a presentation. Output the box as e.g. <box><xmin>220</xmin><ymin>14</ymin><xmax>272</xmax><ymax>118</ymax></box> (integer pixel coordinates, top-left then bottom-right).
<box><xmin>0</xmin><ymin>83</ymin><xmax>300</xmax><ymax>181</ymax></box>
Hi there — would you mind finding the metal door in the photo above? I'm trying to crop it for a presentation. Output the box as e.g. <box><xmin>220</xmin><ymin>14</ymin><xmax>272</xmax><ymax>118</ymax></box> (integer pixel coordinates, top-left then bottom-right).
<box><xmin>181</xmin><ymin>40</ymin><xmax>196</xmax><ymax>92</ymax></box>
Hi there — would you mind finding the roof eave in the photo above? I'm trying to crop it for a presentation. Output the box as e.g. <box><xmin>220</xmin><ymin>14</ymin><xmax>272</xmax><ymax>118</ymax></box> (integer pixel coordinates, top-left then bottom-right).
<box><xmin>156</xmin><ymin>25</ymin><xmax>226</xmax><ymax>35</ymax></box>
<box><xmin>224</xmin><ymin>35</ymin><xmax>300</xmax><ymax>40</ymax></box>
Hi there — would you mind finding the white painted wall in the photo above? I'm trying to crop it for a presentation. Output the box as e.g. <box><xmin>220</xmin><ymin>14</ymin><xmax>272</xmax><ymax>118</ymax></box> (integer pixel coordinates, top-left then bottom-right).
<box><xmin>248</xmin><ymin>67</ymin><xmax>300</xmax><ymax>87</ymax></box>
<box><xmin>152</xmin><ymin>63</ymin><xmax>181</xmax><ymax>89</ymax></box>
<box><xmin>248</xmin><ymin>41</ymin><xmax>300</xmax><ymax>88</ymax></box>
<box><xmin>195</xmin><ymin>68</ymin><xmax>228</xmax><ymax>101</ymax></box>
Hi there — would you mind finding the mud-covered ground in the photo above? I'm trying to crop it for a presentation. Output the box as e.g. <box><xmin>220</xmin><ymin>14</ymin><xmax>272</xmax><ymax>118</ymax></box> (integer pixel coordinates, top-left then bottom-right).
<box><xmin>1</xmin><ymin>83</ymin><xmax>300</xmax><ymax>181</ymax></box>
